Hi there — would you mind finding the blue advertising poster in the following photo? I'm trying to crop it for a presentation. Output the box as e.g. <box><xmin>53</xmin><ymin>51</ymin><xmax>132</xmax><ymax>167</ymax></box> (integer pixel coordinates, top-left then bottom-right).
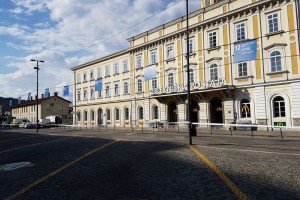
<box><xmin>144</xmin><ymin>64</ymin><xmax>156</xmax><ymax>81</ymax></box>
<box><xmin>63</xmin><ymin>86</ymin><xmax>69</xmax><ymax>96</ymax></box>
<box><xmin>234</xmin><ymin>39</ymin><xmax>257</xmax><ymax>63</ymax></box>
<box><xmin>95</xmin><ymin>78</ymin><xmax>103</xmax><ymax>91</ymax></box>
<box><xmin>44</xmin><ymin>88</ymin><xmax>50</xmax><ymax>97</ymax></box>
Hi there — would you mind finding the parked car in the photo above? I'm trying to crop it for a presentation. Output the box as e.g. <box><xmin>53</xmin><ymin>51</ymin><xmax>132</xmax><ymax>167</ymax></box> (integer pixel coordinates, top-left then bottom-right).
<box><xmin>25</xmin><ymin>123</ymin><xmax>42</xmax><ymax>129</ymax></box>
<box><xmin>149</xmin><ymin>122</ymin><xmax>164</xmax><ymax>128</ymax></box>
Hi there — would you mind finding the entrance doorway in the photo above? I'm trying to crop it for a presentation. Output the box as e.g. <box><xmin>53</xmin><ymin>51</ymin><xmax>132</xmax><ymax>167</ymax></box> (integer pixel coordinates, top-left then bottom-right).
<box><xmin>210</xmin><ymin>98</ymin><xmax>223</xmax><ymax>124</ymax></box>
<box><xmin>190</xmin><ymin>100</ymin><xmax>199</xmax><ymax>123</ymax></box>
<box><xmin>97</xmin><ymin>108</ymin><xmax>103</xmax><ymax>126</ymax></box>
<box><xmin>168</xmin><ymin>102</ymin><xmax>178</xmax><ymax>123</ymax></box>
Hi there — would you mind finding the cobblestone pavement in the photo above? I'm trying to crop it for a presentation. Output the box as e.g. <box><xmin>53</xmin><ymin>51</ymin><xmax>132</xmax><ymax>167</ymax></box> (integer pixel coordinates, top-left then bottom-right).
<box><xmin>0</xmin><ymin>128</ymin><xmax>299</xmax><ymax>199</ymax></box>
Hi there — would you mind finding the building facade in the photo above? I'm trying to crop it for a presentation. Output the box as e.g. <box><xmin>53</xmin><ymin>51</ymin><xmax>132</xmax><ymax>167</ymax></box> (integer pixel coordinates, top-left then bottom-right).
<box><xmin>72</xmin><ymin>0</ymin><xmax>300</xmax><ymax>127</ymax></box>
<box><xmin>12</xmin><ymin>93</ymin><xmax>72</xmax><ymax>124</ymax></box>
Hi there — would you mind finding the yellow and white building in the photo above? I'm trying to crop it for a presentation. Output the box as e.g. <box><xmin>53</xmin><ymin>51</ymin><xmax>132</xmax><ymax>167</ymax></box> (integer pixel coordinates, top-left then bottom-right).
<box><xmin>72</xmin><ymin>0</ymin><xmax>300</xmax><ymax>127</ymax></box>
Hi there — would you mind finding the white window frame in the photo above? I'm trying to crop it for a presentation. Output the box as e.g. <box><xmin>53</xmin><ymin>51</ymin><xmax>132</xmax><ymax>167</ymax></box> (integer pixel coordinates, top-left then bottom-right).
<box><xmin>123</xmin><ymin>60</ymin><xmax>128</xmax><ymax>72</ymax></box>
<box><xmin>114</xmin><ymin>84</ymin><xmax>119</xmax><ymax>96</ymax></box>
<box><xmin>150</xmin><ymin>50</ymin><xmax>157</xmax><ymax>65</ymax></box>
<box><xmin>113</xmin><ymin>63</ymin><xmax>119</xmax><ymax>74</ymax></box>
<box><xmin>90</xmin><ymin>69</ymin><xmax>94</xmax><ymax>81</ymax></box>
<box><xmin>235</xmin><ymin>21</ymin><xmax>247</xmax><ymax>41</ymax></box>
<box><xmin>105</xmin><ymin>85</ymin><xmax>110</xmax><ymax>97</ymax></box>
<box><xmin>266</xmin><ymin>12</ymin><xmax>281</xmax><ymax>34</ymax></box>
<box><xmin>124</xmin><ymin>107</ymin><xmax>130</xmax><ymax>120</ymax></box>
<box><xmin>137</xmin><ymin>79</ymin><xmax>143</xmax><ymax>92</ymax></box>
<box><xmin>138</xmin><ymin>106</ymin><xmax>144</xmax><ymax>120</ymax></box>
<box><xmin>136</xmin><ymin>54</ymin><xmax>142</xmax><ymax>69</ymax></box>
<box><xmin>83</xmin><ymin>89</ymin><xmax>87</xmax><ymax>100</ymax></box>
<box><xmin>83</xmin><ymin>72</ymin><xmax>87</xmax><ymax>82</ymax></box>
<box><xmin>97</xmin><ymin>67</ymin><xmax>102</xmax><ymax>78</ymax></box>
<box><xmin>105</xmin><ymin>65</ymin><xmax>110</xmax><ymax>76</ymax></box>
<box><xmin>273</xmin><ymin>96</ymin><xmax>286</xmax><ymax>118</ymax></box>
<box><xmin>166</xmin><ymin>44</ymin><xmax>174</xmax><ymax>60</ymax></box>
<box><xmin>238</xmin><ymin>62</ymin><xmax>248</xmax><ymax>77</ymax></box>
<box><xmin>269</xmin><ymin>50</ymin><xmax>283</xmax><ymax>72</ymax></box>
<box><xmin>76</xmin><ymin>74</ymin><xmax>81</xmax><ymax>83</ymax></box>
<box><xmin>90</xmin><ymin>88</ymin><xmax>94</xmax><ymax>99</ymax></box>
<box><xmin>209</xmin><ymin>63</ymin><xmax>219</xmax><ymax>81</ymax></box>
<box><xmin>124</xmin><ymin>81</ymin><xmax>129</xmax><ymax>94</ymax></box>
<box><xmin>185</xmin><ymin>37</ymin><xmax>194</xmax><ymax>54</ymax></box>
<box><xmin>208</xmin><ymin>30</ymin><xmax>218</xmax><ymax>48</ymax></box>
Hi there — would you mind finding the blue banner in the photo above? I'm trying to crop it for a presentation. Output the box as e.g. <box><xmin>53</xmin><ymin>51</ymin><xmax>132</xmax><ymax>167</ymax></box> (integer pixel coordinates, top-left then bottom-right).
<box><xmin>95</xmin><ymin>78</ymin><xmax>103</xmax><ymax>91</ymax></box>
<box><xmin>44</xmin><ymin>88</ymin><xmax>50</xmax><ymax>97</ymax></box>
<box><xmin>234</xmin><ymin>39</ymin><xmax>257</xmax><ymax>63</ymax></box>
<box><xmin>144</xmin><ymin>64</ymin><xmax>156</xmax><ymax>81</ymax></box>
<box><xmin>63</xmin><ymin>85</ymin><xmax>69</xmax><ymax>96</ymax></box>
<box><xmin>18</xmin><ymin>97</ymin><xmax>21</xmax><ymax>104</ymax></box>
<box><xmin>9</xmin><ymin>100</ymin><xmax>12</xmax><ymax>107</ymax></box>
<box><xmin>27</xmin><ymin>92</ymin><xmax>31</xmax><ymax>101</ymax></box>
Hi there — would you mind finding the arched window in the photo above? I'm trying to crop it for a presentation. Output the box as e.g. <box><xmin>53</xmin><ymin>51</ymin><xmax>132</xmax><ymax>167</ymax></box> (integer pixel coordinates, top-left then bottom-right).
<box><xmin>137</xmin><ymin>79</ymin><xmax>143</xmax><ymax>92</ymax></box>
<box><xmin>189</xmin><ymin>69</ymin><xmax>195</xmax><ymax>83</ymax></box>
<box><xmin>124</xmin><ymin>82</ymin><xmax>129</xmax><ymax>94</ymax></box>
<box><xmin>273</xmin><ymin>96</ymin><xmax>285</xmax><ymax>117</ymax></box>
<box><xmin>124</xmin><ymin>107</ymin><xmax>129</xmax><ymax>120</ymax></box>
<box><xmin>115</xmin><ymin>84</ymin><xmax>119</xmax><ymax>96</ymax></box>
<box><xmin>270</xmin><ymin>51</ymin><xmax>282</xmax><ymax>72</ymax></box>
<box><xmin>84</xmin><ymin>110</ymin><xmax>88</xmax><ymax>121</ymax></box>
<box><xmin>106</xmin><ymin>109</ymin><xmax>111</xmax><ymax>120</ymax></box>
<box><xmin>210</xmin><ymin>64</ymin><xmax>218</xmax><ymax>81</ymax></box>
<box><xmin>240</xmin><ymin>99</ymin><xmax>251</xmax><ymax>118</ymax></box>
<box><xmin>90</xmin><ymin>110</ymin><xmax>95</xmax><ymax>121</ymax></box>
<box><xmin>138</xmin><ymin>107</ymin><xmax>144</xmax><ymax>119</ymax></box>
<box><xmin>115</xmin><ymin>108</ymin><xmax>120</xmax><ymax>120</ymax></box>
<box><xmin>152</xmin><ymin>105</ymin><xmax>159</xmax><ymax>120</ymax></box>
<box><xmin>105</xmin><ymin>86</ymin><xmax>110</xmax><ymax>97</ymax></box>
<box><xmin>168</xmin><ymin>73</ymin><xmax>174</xmax><ymax>87</ymax></box>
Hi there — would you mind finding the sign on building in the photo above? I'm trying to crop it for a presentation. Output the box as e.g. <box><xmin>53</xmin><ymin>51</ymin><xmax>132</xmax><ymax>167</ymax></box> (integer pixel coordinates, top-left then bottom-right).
<box><xmin>234</xmin><ymin>39</ymin><xmax>257</xmax><ymax>63</ymax></box>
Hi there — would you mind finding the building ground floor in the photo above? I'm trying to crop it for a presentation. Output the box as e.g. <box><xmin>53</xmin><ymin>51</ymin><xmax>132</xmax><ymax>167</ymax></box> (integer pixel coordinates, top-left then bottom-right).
<box><xmin>74</xmin><ymin>82</ymin><xmax>300</xmax><ymax>128</ymax></box>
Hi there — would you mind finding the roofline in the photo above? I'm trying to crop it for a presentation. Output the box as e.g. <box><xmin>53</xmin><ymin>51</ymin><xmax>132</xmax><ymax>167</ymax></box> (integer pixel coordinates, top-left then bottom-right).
<box><xmin>71</xmin><ymin>49</ymin><xmax>128</xmax><ymax>71</ymax></box>
<box><xmin>12</xmin><ymin>95</ymin><xmax>71</xmax><ymax>109</ymax></box>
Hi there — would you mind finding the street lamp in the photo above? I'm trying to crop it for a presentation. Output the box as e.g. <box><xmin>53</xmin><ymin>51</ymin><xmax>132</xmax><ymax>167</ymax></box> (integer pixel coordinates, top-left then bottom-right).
<box><xmin>31</xmin><ymin>59</ymin><xmax>44</xmax><ymax>133</ymax></box>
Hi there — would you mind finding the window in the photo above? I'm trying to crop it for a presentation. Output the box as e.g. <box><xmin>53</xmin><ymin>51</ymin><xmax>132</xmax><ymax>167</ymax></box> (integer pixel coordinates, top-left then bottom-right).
<box><xmin>105</xmin><ymin>86</ymin><xmax>110</xmax><ymax>97</ymax></box>
<box><xmin>137</xmin><ymin>79</ymin><xmax>143</xmax><ymax>92</ymax></box>
<box><xmin>77</xmin><ymin>112</ymin><xmax>81</xmax><ymax>121</ymax></box>
<box><xmin>189</xmin><ymin>69</ymin><xmax>195</xmax><ymax>83</ymax></box>
<box><xmin>90</xmin><ymin>88</ymin><xmax>94</xmax><ymax>99</ymax></box>
<box><xmin>236</xmin><ymin>22</ymin><xmax>246</xmax><ymax>41</ymax></box>
<box><xmin>138</xmin><ymin>107</ymin><xmax>144</xmax><ymax>119</ymax></box>
<box><xmin>153</xmin><ymin>105</ymin><xmax>159</xmax><ymax>120</ymax></box>
<box><xmin>186</xmin><ymin>38</ymin><xmax>194</xmax><ymax>53</ymax></box>
<box><xmin>208</xmin><ymin>31</ymin><xmax>217</xmax><ymax>48</ymax></box>
<box><xmin>123</xmin><ymin>60</ymin><xmax>128</xmax><ymax>72</ymax></box>
<box><xmin>97</xmin><ymin>67</ymin><xmax>102</xmax><ymax>78</ymax></box>
<box><xmin>91</xmin><ymin>110</ymin><xmax>95</xmax><ymax>121</ymax></box>
<box><xmin>107</xmin><ymin>109</ymin><xmax>111</xmax><ymax>120</ymax></box>
<box><xmin>105</xmin><ymin>65</ymin><xmax>110</xmax><ymax>76</ymax></box>
<box><xmin>83</xmin><ymin>90</ymin><xmax>87</xmax><ymax>100</ymax></box>
<box><xmin>76</xmin><ymin>74</ymin><xmax>81</xmax><ymax>83</ymax></box>
<box><xmin>150</xmin><ymin>50</ymin><xmax>156</xmax><ymax>65</ymax></box>
<box><xmin>115</xmin><ymin>108</ymin><xmax>120</xmax><ymax>120</ymax></box>
<box><xmin>83</xmin><ymin>72</ymin><xmax>87</xmax><ymax>82</ymax></box>
<box><xmin>136</xmin><ymin>55</ymin><xmax>142</xmax><ymax>68</ymax></box>
<box><xmin>270</xmin><ymin>51</ymin><xmax>282</xmax><ymax>72</ymax></box>
<box><xmin>238</xmin><ymin>62</ymin><xmax>248</xmax><ymax>77</ymax></box>
<box><xmin>77</xmin><ymin>90</ymin><xmax>81</xmax><ymax>101</ymax></box>
<box><xmin>124</xmin><ymin>107</ymin><xmax>129</xmax><ymax>120</ymax></box>
<box><xmin>98</xmin><ymin>91</ymin><xmax>102</xmax><ymax>98</ymax></box>
<box><xmin>114</xmin><ymin>84</ymin><xmax>119</xmax><ymax>96</ymax></box>
<box><xmin>240</xmin><ymin>99</ymin><xmax>251</xmax><ymax>118</ymax></box>
<box><xmin>267</xmin><ymin>12</ymin><xmax>280</xmax><ymax>33</ymax></box>
<box><xmin>210</xmin><ymin>64</ymin><xmax>218</xmax><ymax>80</ymax></box>
<box><xmin>166</xmin><ymin>44</ymin><xmax>174</xmax><ymax>59</ymax></box>
<box><xmin>114</xmin><ymin>63</ymin><xmax>119</xmax><ymax>74</ymax></box>
<box><xmin>84</xmin><ymin>110</ymin><xmax>88</xmax><ymax>121</ymax></box>
<box><xmin>90</xmin><ymin>70</ymin><xmax>94</xmax><ymax>80</ymax></box>
<box><xmin>168</xmin><ymin>73</ymin><xmax>174</xmax><ymax>87</ymax></box>
<box><xmin>124</xmin><ymin>82</ymin><xmax>129</xmax><ymax>94</ymax></box>
<box><xmin>152</xmin><ymin>78</ymin><xmax>157</xmax><ymax>90</ymax></box>
<box><xmin>273</xmin><ymin>96</ymin><xmax>285</xmax><ymax>117</ymax></box>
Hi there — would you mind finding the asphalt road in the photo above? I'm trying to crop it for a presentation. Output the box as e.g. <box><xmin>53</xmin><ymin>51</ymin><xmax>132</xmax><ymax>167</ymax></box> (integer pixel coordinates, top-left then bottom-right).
<box><xmin>0</xmin><ymin>128</ymin><xmax>299</xmax><ymax>200</ymax></box>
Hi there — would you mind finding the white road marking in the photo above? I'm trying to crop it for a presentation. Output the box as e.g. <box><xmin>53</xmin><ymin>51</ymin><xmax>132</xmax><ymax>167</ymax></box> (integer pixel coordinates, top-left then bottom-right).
<box><xmin>0</xmin><ymin>162</ymin><xmax>34</xmax><ymax>171</ymax></box>
<box><xmin>199</xmin><ymin>145</ymin><xmax>300</xmax><ymax>156</ymax></box>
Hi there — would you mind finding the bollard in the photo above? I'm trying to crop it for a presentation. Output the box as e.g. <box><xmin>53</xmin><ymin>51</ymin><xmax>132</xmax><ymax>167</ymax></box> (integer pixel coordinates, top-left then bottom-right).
<box><xmin>132</xmin><ymin>125</ymin><xmax>133</xmax><ymax>131</ymax></box>
<box><xmin>210</xmin><ymin>126</ymin><xmax>212</xmax><ymax>135</ymax></box>
<box><xmin>114</xmin><ymin>125</ymin><xmax>116</xmax><ymax>131</ymax></box>
<box><xmin>178</xmin><ymin>123</ymin><xmax>179</xmax><ymax>133</ymax></box>
<box><xmin>165</xmin><ymin>123</ymin><xmax>167</xmax><ymax>133</ymax></box>
<box><xmin>251</xmin><ymin>128</ymin><xmax>253</xmax><ymax>137</ymax></box>
<box><xmin>106</xmin><ymin>125</ymin><xmax>107</xmax><ymax>130</ymax></box>
<box><xmin>280</xmin><ymin>128</ymin><xmax>283</xmax><ymax>138</ymax></box>
<box><xmin>230</xmin><ymin>128</ymin><xmax>232</xmax><ymax>136</ymax></box>
<box><xmin>152</xmin><ymin>126</ymin><xmax>154</xmax><ymax>133</ymax></box>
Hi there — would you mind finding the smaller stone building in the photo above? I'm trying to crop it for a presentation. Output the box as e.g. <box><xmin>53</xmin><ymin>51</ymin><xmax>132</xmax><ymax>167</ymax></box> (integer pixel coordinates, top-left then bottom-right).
<box><xmin>12</xmin><ymin>92</ymin><xmax>72</xmax><ymax>124</ymax></box>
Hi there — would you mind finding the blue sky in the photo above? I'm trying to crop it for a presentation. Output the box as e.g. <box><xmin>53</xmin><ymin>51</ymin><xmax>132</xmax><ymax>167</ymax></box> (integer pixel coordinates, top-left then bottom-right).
<box><xmin>0</xmin><ymin>0</ymin><xmax>199</xmax><ymax>100</ymax></box>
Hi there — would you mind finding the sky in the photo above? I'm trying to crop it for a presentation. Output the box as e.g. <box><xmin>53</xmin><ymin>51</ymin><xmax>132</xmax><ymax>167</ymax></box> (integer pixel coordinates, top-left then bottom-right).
<box><xmin>0</xmin><ymin>0</ymin><xmax>200</xmax><ymax>101</ymax></box>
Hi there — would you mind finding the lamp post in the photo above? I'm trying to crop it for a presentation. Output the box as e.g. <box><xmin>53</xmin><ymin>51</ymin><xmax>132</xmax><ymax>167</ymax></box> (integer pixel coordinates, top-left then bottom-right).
<box><xmin>31</xmin><ymin>59</ymin><xmax>44</xmax><ymax>133</ymax></box>
<box><xmin>186</xmin><ymin>0</ymin><xmax>192</xmax><ymax>145</ymax></box>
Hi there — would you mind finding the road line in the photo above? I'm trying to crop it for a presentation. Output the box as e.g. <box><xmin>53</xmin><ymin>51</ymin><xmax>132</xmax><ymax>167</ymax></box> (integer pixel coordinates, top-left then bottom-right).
<box><xmin>199</xmin><ymin>144</ymin><xmax>300</xmax><ymax>156</ymax></box>
<box><xmin>189</xmin><ymin>145</ymin><xmax>249</xmax><ymax>200</ymax></box>
<box><xmin>0</xmin><ymin>137</ymin><xmax>70</xmax><ymax>154</ymax></box>
<box><xmin>0</xmin><ymin>135</ymin><xmax>44</xmax><ymax>143</ymax></box>
<box><xmin>5</xmin><ymin>140</ymin><xmax>119</xmax><ymax>200</ymax></box>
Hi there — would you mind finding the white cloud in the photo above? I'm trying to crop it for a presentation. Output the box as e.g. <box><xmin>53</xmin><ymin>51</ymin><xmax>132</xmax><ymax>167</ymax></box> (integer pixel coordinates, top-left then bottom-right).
<box><xmin>1</xmin><ymin>0</ymin><xmax>200</xmax><ymax>99</ymax></box>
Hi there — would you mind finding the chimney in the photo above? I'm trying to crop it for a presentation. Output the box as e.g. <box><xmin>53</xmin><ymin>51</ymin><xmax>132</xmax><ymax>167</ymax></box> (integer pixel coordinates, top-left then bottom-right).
<box><xmin>54</xmin><ymin>92</ymin><xmax>58</xmax><ymax>96</ymax></box>
<box><xmin>41</xmin><ymin>94</ymin><xmax>44</xmax><ymax>98</ymax></box>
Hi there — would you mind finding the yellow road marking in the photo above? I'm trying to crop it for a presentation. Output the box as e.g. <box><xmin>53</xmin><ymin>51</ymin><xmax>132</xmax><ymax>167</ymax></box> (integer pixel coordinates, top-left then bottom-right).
<box><xmin>5</xmin><ymin>140</ymin><xmax>119</xmax><ymax>200</ymax></box>
<box><xmin>189</xmin><ymin>145</ymin><xmax>249</xmax><ymax>200</ymax></box>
